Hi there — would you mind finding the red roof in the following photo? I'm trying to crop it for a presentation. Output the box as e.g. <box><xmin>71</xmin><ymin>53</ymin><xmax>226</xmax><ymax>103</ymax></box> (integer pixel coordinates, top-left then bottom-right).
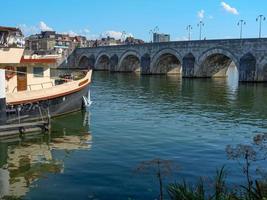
<box><xmin>20</xmin><ymin>57</ymin><xmax>57</xmax><ymax>64</ymax></box>
<box><xmin>0</xmin><ymin>26</ymin><xmax>20</xmax><ymax>32</ymax></box>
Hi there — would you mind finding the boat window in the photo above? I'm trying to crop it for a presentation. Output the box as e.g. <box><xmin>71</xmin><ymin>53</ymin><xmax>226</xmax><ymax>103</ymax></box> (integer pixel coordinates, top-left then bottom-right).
<box><xmin>33</xmin><ymin>67</ymin><xmax>44</xmax><ymax>77</ymax></box>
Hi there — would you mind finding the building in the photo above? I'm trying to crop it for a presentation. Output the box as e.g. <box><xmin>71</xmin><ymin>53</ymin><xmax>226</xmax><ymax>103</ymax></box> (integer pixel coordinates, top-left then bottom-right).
<box><xmin>124</xmin><ymin>37</ymin><xmax>144</xmax><ymax>45</ymax></box>
<box><xmin>0</xmin><ymin>26</ymin><xmax>25</xmax><ymax>64</ymax></box>
<box><xmin>98</xmin><ymin>36</ymin><xmax>121</xmax><ymax>46</ymax></box>
<box><xmin>86</xmin><ymin>36</ymin><xmax>144</xmax><ymax>47</ymax></box>
<box><xmin>153</xmin><ymin>33</ymin><xmax>170</xmax><ymax>43</ymax></box>
<box><xmin>0</xmin><ymin>26</ymin><xmax>24</xmax><ymax>47</ymax></box>
<box><xmin>25</xmin><ymin>31</ymin><xmax>90</xmax><ymax>57</ymax></box>
<box><xmin>25</xmin><ymin>31</ymin><xmax>56</xmax><ymax>52</ymax></box>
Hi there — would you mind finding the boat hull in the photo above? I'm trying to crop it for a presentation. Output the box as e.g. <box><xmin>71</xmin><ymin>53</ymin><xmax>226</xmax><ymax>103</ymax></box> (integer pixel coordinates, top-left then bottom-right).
<box><xmin>48</xmin><ymin>84</ymin><xmax>89</xmax><ymax>117</ymax></box>
<box><xmin>6</xmin><ymin>70</ymin><xmax>92</xmax><ymax>122</ymax></box>
<box><xmin>6</xmin><ymin>84</ymin><xmax>89</xmax><ymax>121</ymax></box>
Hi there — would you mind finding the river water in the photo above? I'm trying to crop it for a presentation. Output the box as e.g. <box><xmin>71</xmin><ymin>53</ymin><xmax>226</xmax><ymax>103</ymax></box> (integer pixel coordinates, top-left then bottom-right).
<box><xmin>1</xmin><ymin>69</ymin><xmax>267</xmax><ymax>200</ymax></box>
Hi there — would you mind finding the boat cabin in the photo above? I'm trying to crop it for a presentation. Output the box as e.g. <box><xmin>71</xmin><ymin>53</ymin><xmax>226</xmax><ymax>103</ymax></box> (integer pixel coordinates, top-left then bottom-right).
<box><xmin>2</xmin><ymin>55</ymin><xmax>59</xmax><ymax>93</ymax></box>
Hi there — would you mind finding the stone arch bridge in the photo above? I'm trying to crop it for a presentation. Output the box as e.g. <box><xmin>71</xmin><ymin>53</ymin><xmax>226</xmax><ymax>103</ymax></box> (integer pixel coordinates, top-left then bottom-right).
<box><xmin>66</xmin><ymin>38</ymin><xmax>267</xmax><ymax>82</ymax></box>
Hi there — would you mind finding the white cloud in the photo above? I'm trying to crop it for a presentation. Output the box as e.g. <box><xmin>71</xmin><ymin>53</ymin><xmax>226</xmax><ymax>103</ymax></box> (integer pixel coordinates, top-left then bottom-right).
<box><xmin>39</xmin><ymin>21</ymin><xmax>53</xmax><ymax>31</ymax></box>
<box><xmin>18</xmin><ymin>22</ymin><xmax>134</xmax><ymax>41</ymax></box>
<box><xmin>197</xmin><ymin>9</ymin><xmax>205</xmax><ymax>20</ymax></box>
<box><xmin>103</xmin><ymin>31</ymin><xmax>133</xmax><ymax>40</ymax></box>
<box><xmin>62</xmin><ymin>29</ymin><xmax>92</xmax><ymax>38</ymax></box>
<box><xmin>221</xmin><ymin>2</ymin><xmax>239</xmax><ymax>15</ymax></box>
<box><xmin>18</xmin><ymin>21</ymin><xmax>53</xmax><ymax>36</ymax></box>
<box><xmin>83</xmin><ymin>28</ymin><xmax>90</xmax><ymax>34</ymax></box>
<box><xmin>62</xmin><ymin>30</ymin><xmax>78</xmax><ymax>36</ymax></box>
<box><xmin>104</xmin><ymin>31</ymin><xmax>123</xmax><ymax>39</ymax></box>
<box><xmin>18</xmin><ymin>24</ymin><xmax>39</xmax><ymax>36</ymax></box>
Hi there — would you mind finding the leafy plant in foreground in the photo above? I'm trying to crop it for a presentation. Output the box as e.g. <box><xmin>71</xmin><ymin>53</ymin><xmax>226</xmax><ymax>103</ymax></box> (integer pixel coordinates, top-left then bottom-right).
<box><xmin>135</xmin><ymin>158</ymin><xmax>178</xmax><ymax>200</ymax></box>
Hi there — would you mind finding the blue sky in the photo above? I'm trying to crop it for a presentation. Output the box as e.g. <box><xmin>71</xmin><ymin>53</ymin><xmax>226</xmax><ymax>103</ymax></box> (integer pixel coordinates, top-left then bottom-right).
<box><xmin>1</xmin><ymin>0</ymin><xmax>267</xmax><ymax>41</ymax></box>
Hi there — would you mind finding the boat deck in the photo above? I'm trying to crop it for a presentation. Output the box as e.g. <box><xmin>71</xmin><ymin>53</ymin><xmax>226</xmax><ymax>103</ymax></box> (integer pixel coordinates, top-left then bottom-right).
<box><xmin>6</xmin><ymin>70</ymin><xmax>92</xmax><ymax>105</ymax></box>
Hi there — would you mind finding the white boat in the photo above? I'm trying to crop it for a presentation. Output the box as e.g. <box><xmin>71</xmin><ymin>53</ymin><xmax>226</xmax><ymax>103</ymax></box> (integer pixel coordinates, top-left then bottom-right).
<box><xmin>0</xmin><ymin>26</ymin><xmax>93</xmax><ymax>134</ymax></box>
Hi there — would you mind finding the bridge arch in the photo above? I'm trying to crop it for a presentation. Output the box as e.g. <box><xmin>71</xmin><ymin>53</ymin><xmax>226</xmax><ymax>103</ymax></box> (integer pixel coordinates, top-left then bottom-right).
<box><xmin>118</xmin><ymin>50</ymin><xmax>141</xmax><ymax>72</ymax></box>
<box><xmin>151</xmin><ymin>48</ymin><xmax>182</xmax><ymax>74</ymax></box>
<box><xmin>239</xmin><ymin>52</ymin><xmax>256</xmax><ymax>82</ymax></box>
<box><xmin>78</xmin><ymin>54</ymin><xmax>95</xmax><ymax>69</ymax></box>
<box><xmin>95</xmin><ymin>52</ymin><xmax>110</xmax><ymax>71</ymax></box>
<box><xmin>197</xmin><ymin>47</ymin><xmax>239</xmax><ymax>77</ymax></box>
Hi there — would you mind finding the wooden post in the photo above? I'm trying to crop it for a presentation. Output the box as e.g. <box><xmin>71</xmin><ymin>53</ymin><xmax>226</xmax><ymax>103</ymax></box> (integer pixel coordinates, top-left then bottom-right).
<box><xmin>0</xmin><ymin>69</ymin><xmax>6</xmax><ymax>125</ymax></box>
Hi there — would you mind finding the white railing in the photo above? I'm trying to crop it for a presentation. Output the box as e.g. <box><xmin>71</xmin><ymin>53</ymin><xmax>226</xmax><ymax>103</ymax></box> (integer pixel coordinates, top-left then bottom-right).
<box><xmin>11</xmin><ymin>81</ymin><xmax>54</xmax><ymax>93</ymax></box>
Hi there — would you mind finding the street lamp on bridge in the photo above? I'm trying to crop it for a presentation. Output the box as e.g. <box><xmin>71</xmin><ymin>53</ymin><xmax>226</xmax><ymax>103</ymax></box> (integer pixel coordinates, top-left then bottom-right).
<box><xmin>153</xmin><ymin>26</ymin><xmax>159</xmax><ymax>33</ymax></box>
<box><xmin>121</xmin><ymin>31</ymin><xmax>127</xmax><ymax>42</ymax></box>
<box><xmin>149</xmin><ymin>26</ymin><xmax>160</xmax><ymax>43</ymax></box>
<box><xmin>197</xmin><ymin>21</ymin><xmax>204</xmax><ymax>40</ymax></box>
<box><xmin>186</xmin><ymin>25</ymin><xmax>193</xmax><ymax>41</ymax></box>
<box><xmin>256</xmin><ymin>15</ymin><xmax>266</xmax><ymax>38</ymax></box>
<box><xmin>149</xmin><ymin>30</ymin><xmax>153</xmax><ymax>42</ymax></box>
<box><xmin>237</xmin><ymin>20</ymin><xmax>246</xmax><ymax>39</ymax></box>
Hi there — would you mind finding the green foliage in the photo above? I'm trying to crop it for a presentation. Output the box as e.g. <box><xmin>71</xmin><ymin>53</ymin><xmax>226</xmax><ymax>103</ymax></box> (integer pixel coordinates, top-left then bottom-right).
<box><xmin>137</xmin><ymin>134</ymin><xmax>267</xmax><ymax>200</ymax></box>
<box><xmin>167</xmin><ymin>167</ymin><xmax>238</xmax><ymax>200</ymax></box>
<box><xmin>166</xmin><ymin>134</ymin><xmax>267</xmax><ymax>200</ymax></box>
<box><xmin>168</xmin><ymin>179</ymin><xmax>205</xmax><ymax>200</ymax></box>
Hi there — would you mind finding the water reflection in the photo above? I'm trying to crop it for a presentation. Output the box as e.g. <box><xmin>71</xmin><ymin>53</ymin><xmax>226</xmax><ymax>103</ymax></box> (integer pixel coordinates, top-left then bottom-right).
<box><xmin>1</xmin><ymin>71</ymin><xmax>267</xmax><ymax>199</ymax></box>
<box><xmin>0</xmin><ymin>111</ymin><xmax>91</xmax><ymax>199</ymax></box>
<box><xmin>226</xmin><ymin>65</ymin><xmax>239</xmax><ymax>97</ymax></box>
<box><xmin>95</xmin><ymin>70</ymin><xmax>267</xmax><ymax>123</ymax></box>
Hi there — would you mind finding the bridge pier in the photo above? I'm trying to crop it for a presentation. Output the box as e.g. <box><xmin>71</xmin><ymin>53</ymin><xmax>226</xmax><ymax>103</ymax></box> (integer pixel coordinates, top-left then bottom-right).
<box><xmin>239</xmin><ymin>53</ymin><xmax>256</xmax><ymax>82</ymax></box>
<box><xmin>109</xmin><ymin>55</ymin><xmax>119</xmax><ymax>72</ymax></box>
<box><xmin>141</xmin><ymin>54</ymin><xmax>151</xmax><ymax>74</ymax></box>
<box><xmin>182</xmin><ymin>53</ymin><xmax>195</xmax><ymax>78</ymax></box>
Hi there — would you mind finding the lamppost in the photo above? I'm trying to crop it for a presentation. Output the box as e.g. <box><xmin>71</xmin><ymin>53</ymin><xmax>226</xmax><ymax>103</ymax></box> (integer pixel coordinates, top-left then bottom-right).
<box><xmin>237</xmin><ymin>20</ymin><xmax>246</xmax><ymax>39</ymax></box>
<box><xmin>149</xmin><ymin>26</ymin><xmax>160</xmax><ymax>43</ymax></box>
<box><xmin>121</xmin><ymin>31</ymin><xmax>127</xmax><ymax>42</ymax></box>
<box><xmin>153</xmin><ymin>26</ymin><xmax>159</xmax><ymax>33</ymax></box>
<box><xmin>186</xmin><ymin>25</ymin><xmax>192</xmax><ymax>41</ymax></box>
<box><xmin>149</xmin><ymin>30</ymin><xmax>153</xmax><ymax>42</ymax></box>
<box><xmin>197</xmin><ymin>21</ymin><xmax>204</xmax><ymax>40</ymax></box>
<box><xmin>256</xmin><ymin>15</ymin><xmax>266</xmax><ymax>38</ymax></box>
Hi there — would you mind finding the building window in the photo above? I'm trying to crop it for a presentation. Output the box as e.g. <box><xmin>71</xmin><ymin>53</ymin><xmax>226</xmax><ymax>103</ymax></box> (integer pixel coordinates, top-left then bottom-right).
<box><xmin>33</xmin><ymin>67</ymin><xmax>44</xmax><ymax>77</ymax></box>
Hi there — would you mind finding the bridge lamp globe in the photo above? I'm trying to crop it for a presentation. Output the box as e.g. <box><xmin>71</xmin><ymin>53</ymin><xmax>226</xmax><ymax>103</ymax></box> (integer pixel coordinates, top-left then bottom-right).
<box><xmin>154</xmin><ymin>26</ymin><xmax>159</xmax><ymax>33</ymax></box>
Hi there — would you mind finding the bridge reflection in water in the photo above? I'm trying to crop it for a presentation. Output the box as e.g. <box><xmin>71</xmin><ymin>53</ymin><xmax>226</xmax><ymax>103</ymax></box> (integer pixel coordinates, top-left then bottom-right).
<box><xmin>0</xmin><ymin>111</ymin><xmax>92</xmax><ymax>199</ymax></box>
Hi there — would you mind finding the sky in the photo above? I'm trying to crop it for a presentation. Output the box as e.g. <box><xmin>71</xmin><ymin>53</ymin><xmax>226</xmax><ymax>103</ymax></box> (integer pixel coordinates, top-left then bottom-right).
<box><xmin>1</xmin><ymin>0</ymin><xmax>267</xmax><ymax>41</ymax></box>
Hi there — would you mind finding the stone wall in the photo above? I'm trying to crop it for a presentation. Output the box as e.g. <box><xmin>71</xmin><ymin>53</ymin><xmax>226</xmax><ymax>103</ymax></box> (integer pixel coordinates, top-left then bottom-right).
<box><xmin>66</xmin><ymin>38</ymin><xmax>267</xmax><ymax>82</ymax></box>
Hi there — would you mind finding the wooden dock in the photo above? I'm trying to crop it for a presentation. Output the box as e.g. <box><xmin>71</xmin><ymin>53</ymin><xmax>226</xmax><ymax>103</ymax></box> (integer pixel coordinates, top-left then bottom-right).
<box><xmin>0</xmin><ymin>120</ymin><xmax>49</xmax><ymax>138</ymax></box>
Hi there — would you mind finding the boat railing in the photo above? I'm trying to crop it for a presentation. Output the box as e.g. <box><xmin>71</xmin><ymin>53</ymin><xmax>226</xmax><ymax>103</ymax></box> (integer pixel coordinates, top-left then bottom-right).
<box><xmin>11</xmin><ymin>81</ymin><xmax>55</xmax><ymax>93</ymax></box>
<box><xmin>27</xmin><ymin>81</ymin><xmax>55</xmax><ymax>91</ymax></box>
